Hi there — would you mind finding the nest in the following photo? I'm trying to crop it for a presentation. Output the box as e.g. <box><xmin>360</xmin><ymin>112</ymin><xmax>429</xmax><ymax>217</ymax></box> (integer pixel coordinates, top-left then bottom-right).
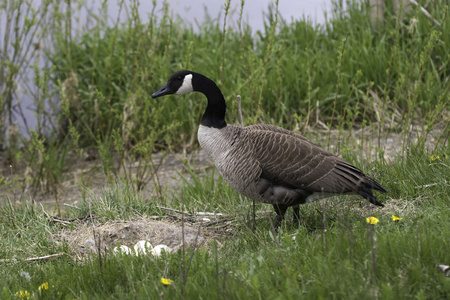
<box><xmin>53</xmin><ymin>213</ymin><xmax>235</xmax><ymax>259</ymax></box>
<box><xmin>55</xmin><ymin>217</ymin><xmax>206</xmax><ymax>258</ymax></box>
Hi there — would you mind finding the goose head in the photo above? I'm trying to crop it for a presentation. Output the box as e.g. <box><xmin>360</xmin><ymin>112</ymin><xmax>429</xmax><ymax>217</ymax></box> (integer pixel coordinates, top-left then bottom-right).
<box><xmin>152</xmin><ymin>70</ymin><xmax>227</xmax><ymax>128</ymax></box>
<box><xmin>152</xmin><ymin>70</ymin><xmax>195</xmax><ymax>98</ymax></box>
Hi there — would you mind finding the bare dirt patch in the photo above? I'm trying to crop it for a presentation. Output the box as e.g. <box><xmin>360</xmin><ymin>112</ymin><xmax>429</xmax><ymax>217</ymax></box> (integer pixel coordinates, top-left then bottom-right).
<box><xmin>1</xmin><ymin>125</ymin><xmax>444</xmax><ymax>209</ymax></box>
<box><xmin>0</xmin><ymin>150</ymin><xmax>214</xmax><ymax>208</ymax></box>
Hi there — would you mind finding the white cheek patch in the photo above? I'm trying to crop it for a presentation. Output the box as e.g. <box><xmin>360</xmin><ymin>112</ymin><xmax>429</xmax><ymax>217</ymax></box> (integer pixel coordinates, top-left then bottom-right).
<box><xmin>175</xmin><ymin>74</ymin><xmax>194</xmax><ymax>94</ymax></box>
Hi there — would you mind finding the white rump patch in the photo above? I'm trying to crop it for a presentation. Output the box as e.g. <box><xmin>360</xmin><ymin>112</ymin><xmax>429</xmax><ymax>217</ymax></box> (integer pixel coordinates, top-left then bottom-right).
<box><xmin>175</xmin><ymin>74</ymin><xmax>193</xmax><ymax>94</ymax></box>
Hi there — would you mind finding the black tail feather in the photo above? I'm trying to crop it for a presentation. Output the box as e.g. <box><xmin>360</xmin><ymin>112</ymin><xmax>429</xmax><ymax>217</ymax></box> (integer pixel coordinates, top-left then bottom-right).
<box><xmin>357</xmin><ymin>181</ymin><xmax>387</xmax><ymax>207</ymax></box>
<box><xmin>366</xmin><ymin>178</ymin><xmax>388</xmax><ymax>194</ymax></box>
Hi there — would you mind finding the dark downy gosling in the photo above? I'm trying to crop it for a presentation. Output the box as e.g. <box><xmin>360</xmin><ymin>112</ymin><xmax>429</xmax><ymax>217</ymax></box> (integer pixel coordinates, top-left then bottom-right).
<box><xmin>152</xmin><ymin>70</ymin><xmax>387</xmax><ymax>230</ymax></box>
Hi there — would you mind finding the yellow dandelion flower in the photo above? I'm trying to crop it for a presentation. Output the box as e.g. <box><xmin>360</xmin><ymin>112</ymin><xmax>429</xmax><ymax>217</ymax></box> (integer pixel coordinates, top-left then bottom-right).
<box><xmin>38</xmin><ymin>282</ymin><xmax>49</xmax><ymax>290</ymax></box>
<box><xmin>366</xmin><ymin>217</ymin><xmax>379</xmax><ymax>224</ymax></box>
<box><xmin>391</xmin><ymin>215</ymin><xmax>403</xmax><ymax>222</ymax></box>
<box><xmin>161</xmin><ymin>277</ymin><xmax>174</xmax><ymax>286</ymax></box>
<box><xmin>15</xmin><ymin>290</ymin><xmax>31</xmax><ymax>300</ymax></box>
<box><xmin>430</xmin><ymin>154</ymin><xmax>448</xmax><ymax>161</ymax></box>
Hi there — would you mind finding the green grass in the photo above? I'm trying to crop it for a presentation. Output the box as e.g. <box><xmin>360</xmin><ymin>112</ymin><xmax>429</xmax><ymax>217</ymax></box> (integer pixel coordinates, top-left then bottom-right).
<box><xmin>1</xmin><ymin>0</ymin><xmax>449</xmax><ymax>299</ymax></box>
<box><xmin>1</xmin><ymin>144</ymin><xmax>449</xmax><ymax>299</ymax></box>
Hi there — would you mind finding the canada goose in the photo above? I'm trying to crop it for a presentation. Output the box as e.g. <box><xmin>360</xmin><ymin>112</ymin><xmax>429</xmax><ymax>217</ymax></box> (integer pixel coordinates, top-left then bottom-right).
<box><xmin>152</xmin><ymin>70</ymin><xmax>387</xmax><ymax>229</ymax></box>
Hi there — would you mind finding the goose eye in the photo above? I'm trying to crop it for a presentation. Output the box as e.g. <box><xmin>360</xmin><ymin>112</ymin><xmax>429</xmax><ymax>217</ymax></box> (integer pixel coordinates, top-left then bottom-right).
<box><xmin>177</xmin><ymin>76</ymin><xmax>183</xmax><ymax>81</ymax></box>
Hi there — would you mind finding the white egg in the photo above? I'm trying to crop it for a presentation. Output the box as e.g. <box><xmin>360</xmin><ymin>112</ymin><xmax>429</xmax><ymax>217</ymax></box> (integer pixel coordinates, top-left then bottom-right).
<box><xmin>113</xmin><ymin>245</ymin><xmax>133</xmax><ymax>255</ymax></box>
<box><xmin>134</xmin><ymin>240</ymin><xmax>153</xmax><ymax>255</ymax></box>
<box><xmin>151</xmin><ymin>244</ymin><xmax>171</xmax><ymax>257</ymax></box>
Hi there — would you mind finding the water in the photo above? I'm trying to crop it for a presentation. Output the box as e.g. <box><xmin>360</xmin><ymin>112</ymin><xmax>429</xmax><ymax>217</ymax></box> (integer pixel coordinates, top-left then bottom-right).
<box><xmin>1</xmin><ymin>0</ymin><xmax>332</xmax><ymax>137</ymax></box>
<box><xmin>124</xmin><ymin>0</ymin><xmax>332</xmax><ymax>30</ymax></box>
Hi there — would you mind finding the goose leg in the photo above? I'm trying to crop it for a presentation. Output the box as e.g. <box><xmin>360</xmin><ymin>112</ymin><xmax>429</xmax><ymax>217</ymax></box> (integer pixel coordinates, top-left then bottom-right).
<box><xmin>273</xmin><ymin>204</ymin><xmax>288</xmax><ymax>231</ymax></box>
<box><xmin>292</xmin><ymin>205</ymin><xmax>300</xmax><ymax>226</ymax></box>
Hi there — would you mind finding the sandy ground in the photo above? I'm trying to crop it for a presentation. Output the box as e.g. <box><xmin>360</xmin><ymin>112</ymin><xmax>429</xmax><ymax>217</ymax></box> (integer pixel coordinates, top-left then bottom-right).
<box><xmin>0</xmin><ymin>125</ymin><xmax>445</xmax><ymax>207</ymax></box>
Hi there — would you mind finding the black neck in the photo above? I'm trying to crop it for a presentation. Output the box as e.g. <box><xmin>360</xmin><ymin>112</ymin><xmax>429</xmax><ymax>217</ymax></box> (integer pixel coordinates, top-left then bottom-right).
<box><xmin>195</xmin><ymin>74</ymin><xmax>227</xmax><ymax>128</ymax></box>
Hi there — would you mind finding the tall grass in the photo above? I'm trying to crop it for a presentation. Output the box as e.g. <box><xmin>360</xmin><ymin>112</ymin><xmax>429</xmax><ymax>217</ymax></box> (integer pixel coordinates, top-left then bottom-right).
<box><xmin>49</xmin><ymin>0</ymin><xmax>449</xmax><ymax>148</ymax></box>
<box><xmin>1</xmin><ymin>0</ymin><xmax>448</xmax><ymax>196</ymax></box>
<box><xmin>0</xmin><ymin>0</ymin><xmax>55</xmax><ymax>157</ymax></box>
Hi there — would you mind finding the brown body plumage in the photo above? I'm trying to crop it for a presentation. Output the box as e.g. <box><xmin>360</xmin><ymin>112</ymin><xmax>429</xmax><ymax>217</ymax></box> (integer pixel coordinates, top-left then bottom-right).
<box><xmin>153</xmin><ymin>70</ymin><xmax>387</xmax><ymax>228</ymax></box>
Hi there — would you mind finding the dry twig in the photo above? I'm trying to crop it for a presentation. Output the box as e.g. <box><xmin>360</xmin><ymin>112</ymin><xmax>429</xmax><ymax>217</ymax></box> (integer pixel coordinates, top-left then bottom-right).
<box><xmin>408</xmin><ymin>0</ymin><xmax>441</xmax><ymax>27</ymax></box>
<box><xmin>157</xmin><ymin>206</ymin><xmax>192</xmax><ymax>216</ymax></box>
<box><xmin>0</xmin><ymin>253</ymin><xmax>65</xmax><ymax>263</ymax></box>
